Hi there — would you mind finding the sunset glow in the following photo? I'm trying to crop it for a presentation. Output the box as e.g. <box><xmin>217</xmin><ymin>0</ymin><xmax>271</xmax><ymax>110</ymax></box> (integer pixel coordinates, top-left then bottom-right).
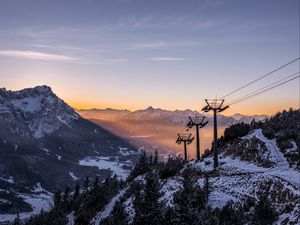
<box><xmin>0</xmin><ymin>0</ymin><xmax>299</xmax><ymax>115</ymax></box>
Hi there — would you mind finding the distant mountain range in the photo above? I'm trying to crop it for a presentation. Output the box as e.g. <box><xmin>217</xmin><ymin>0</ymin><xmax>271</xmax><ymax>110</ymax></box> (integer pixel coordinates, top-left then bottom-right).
<box><xmin>0</xmin><ymin>86</ymin><xmax>138</xmax><ymax>221</ymax></box>
<box><xmin>78</xmin><ymin>106</ymin><xmax>268</xmax><ymax>127</ymax></box>
<box><xmin>78</xmin><ymin>107</ymin><xmax>269</xmax><ymax>159</ymax></box>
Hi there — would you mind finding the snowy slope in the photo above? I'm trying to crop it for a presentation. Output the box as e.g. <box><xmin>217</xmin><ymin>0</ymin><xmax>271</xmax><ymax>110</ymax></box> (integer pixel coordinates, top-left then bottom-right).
<box><xmin>94</xmin><ymin>129</ymin><xmax>300</xmax><ymax>224</ymax></box>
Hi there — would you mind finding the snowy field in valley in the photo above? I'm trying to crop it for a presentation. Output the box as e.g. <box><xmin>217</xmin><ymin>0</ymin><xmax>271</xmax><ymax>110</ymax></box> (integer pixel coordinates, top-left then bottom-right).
<box><xmin>79</xmin><ymin>156</ymin><xmax>133</xmax><ymax>180</ymax></box>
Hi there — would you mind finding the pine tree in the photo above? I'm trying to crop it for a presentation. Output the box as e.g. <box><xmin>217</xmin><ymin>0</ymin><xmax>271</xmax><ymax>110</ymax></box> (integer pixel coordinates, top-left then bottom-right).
<box><xmin>143</xmin><ymin>171</ymin><xmax>163</xmax><ymax>225</ymax></box>
<box><xmin>133</xmin><ymin>171</ymin><xmax>163</xmax><ymax>225</ymax></box>
<box><xmin>62</xmin><ymin>186</ymin><xmax>71</xmax><ymax>211</ymax></box>
<box><xmin>83</xmin><ymin>176</ymin><xmax>90</xmax><ymax>191</ymax></box>
<box><xmin>252</xmin><ymin>195</ymin><xmax>278</xmax><ymax>225</ymax></box>
<box><xmin>93</xmin><ymin>176</ymin><xmax>99</xmax><ymax>191</ymax></box>
<box><xmin>131</xmin><ymin>151</ymin><xmax>150</xmax><ymax>178</ymax></box>
<box><xmin>63</xmin><ymin>186</ymin><xmax>70</xmax><ymax>203</ymax></box>
<box><xmin>101</xmin><ymin>201</ymin><xmax>129</xmax><ymax>225</ymax></box>
<box><xmin>218</xmin><ymin>201</ymin><xmax>245</xmax><ymax>225</ymax></box>
<box><xmin>162</xmin><ymin>207</ymin><xmax>176</xmax><ymax>224</ymax></box>
<box><xmin>53</xmin><ymin>190</ymin><xmax>61</xmax><ymax>208</ymax></box>
<box><xmin>204</xmin><ymin>173</ymin><xmax>210</xmax><ymax>202</ymax></box>
<box><xmin>172</xmin><ymin>167</ymin><xmax>207</xmax><ymax>225</ymax></box>
<box><xmin>149</xmin><ymin>154</ymin><xmax>153</xmax><ymax>166</ymax></box>
<box><xmin>13</xmin><ymin>213</ymin><xmax>21</xmax><ymax>225</ymax></box>
<box><xmin>154</xmin><ymin>150</ymin><xmax>159</xmax><ymax>165</ymax></box>
<box><xmin>73</xmin><ymin>182</ymin><xmax>80</xmax><ymax>201</ymax></box>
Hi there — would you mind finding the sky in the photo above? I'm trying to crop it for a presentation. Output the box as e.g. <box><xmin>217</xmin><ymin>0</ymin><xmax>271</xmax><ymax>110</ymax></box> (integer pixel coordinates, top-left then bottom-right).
<box><xmin>0</xmin><ymin>0</ymin><xmax>299</xmax><ymax>115</ymax></box>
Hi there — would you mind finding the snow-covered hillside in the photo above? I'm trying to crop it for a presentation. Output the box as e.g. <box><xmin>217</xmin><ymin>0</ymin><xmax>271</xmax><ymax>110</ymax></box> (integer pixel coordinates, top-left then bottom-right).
<box><xmin>92</xmin><ymin>129</ymin><xmax>300</xmax><ymax>225</ymax></box>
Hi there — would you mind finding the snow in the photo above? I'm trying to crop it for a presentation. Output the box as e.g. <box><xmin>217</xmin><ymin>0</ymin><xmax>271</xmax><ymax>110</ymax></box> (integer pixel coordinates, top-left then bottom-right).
<box><xmin>243</xmin><ymin>129</ymin><xmax>289</xmax><ymax>168</ymax></box>
<box><xmin>124</xmin><ymin>197</ymin><xmax>135</xmax><ymax>224</ymax></box>
<box><xmin>67</xmin><ymin>211</ymin><xmax>75</xmax><ymax>225</ymax></box>
<box><xmin>41</xmin><ymin>147</ymin><xmax>50</xmax><ymax>155</ymax></box>
<box><xmin>209</xmin><ymin>191</ymin><xmax>237</xmax><ymax>208</ymax></box>
<box><xmin>0</xmin><ymin>198</ymin><xmax>10</xmax><ymax>204</ymax></box>
<box><xmin>187</xmin><ymin>129</ymin><xmax>300</xmax><ymax>222</ymax></box>
<box><xmin>10</xmin><ymin>96</ymin><xmax>42</xmax><ymax>112</ymax></box>
<box><xmin>160</xmin><ymin>178</ymin><xmax>181</xmax><ymax>207</ymax></box>
<box><xmin>118</xmin><ymin>146</ymin><xmax>138</xmax><ymax>156</ymax></box>
<box><xmin>56</xmin><ymin>115</ymin><xmax>71</xmax><ymax>127</ymax></box>
<box><xmin>92</xmin><ymin>189</ymin><xmax>127</xmax><ymax>225</ymax></box>
<box><xmin>56</xmin><ymin>154</ymin><xmax>62</xmax><ymax>160</ymax></box>
<box><xmin>287</xmin><ymin>141</ymin><xmax>298</xmax><ymax>153</ymax></box>
<box><xmin>0</xmin><ymin>183</ymin><xmax>53</xmax><ymax>223</ymax></box>
<box><xmin>69</xmin><ymin>172</ymin><xmax>79</xmax><ymax>181</ymax></box>
<box><xmin>241</xmin><ymin>129</ymin><xmax>300</xmax><ymax>189</ymax></box>
<box><xmin>78</xmin><ymin>156</ymin><xmax>132</xmax><ymax>180</ymax></box>
<box><xmin>0</xmin><ymin>176</ymin><xmax>14</xmax><ymax>184</ymax></box>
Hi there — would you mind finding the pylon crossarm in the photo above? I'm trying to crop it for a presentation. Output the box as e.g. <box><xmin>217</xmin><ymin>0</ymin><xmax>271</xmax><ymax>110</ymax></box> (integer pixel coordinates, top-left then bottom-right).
<box><xmin>200</xmin><ymin>116</ymin><xmax>205</xmax><ymax>124</ymax></box>
<box><xmin>202</xmin><ymin>105</ymin><xmax>209</xmax><ymax>112</ymax></box>
<box><xmin>218</xmin><ymin>99</ymin><xmax>225</xmax><ymax>109</ymax></box>
<box><xmin>200</xmin><ymin>120</ymin><xmax>208</xmax><ymax>128</ymax></box>
<box><xmin>204</xmin><ymin>99</ymin><xmax>210</xmax><ymax>108</ymax></box>
<box><xmin>218</xmin><ymin>105</ymin><xmax>229</xmax><ymax>113</ymax></box>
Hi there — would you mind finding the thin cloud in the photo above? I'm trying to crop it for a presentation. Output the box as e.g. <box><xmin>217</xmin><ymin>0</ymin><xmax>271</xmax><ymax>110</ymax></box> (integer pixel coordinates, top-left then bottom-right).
<box><xmin>149</xmin><ymin>57</ymin><xmax>188</xmax><ymax>61</ymax></box>
<box><xmin>130</xmin><ymin>41</ymin><xmax>196</xmax><ymax>50</ymax></box>
<box><xmin>0</xmin><ymin>50</ymin><xmax>79</xmax><ymax>62</ymax></box>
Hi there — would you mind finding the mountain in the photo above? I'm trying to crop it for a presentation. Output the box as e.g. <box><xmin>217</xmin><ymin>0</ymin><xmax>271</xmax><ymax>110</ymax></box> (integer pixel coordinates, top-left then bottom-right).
<box><xmin>24</xmin><ymin>109</ymin><xmax>300</xmax><ymax>225</ymax></box>
<box><xmin>0</xmin><ymin>86</ymin><xmax>138</xmax><ymax>223</ymax></box>
<box><xmin>77</xmin><ymin>107</ymin><xmax>268</xmax><ymax>158</ymax></box>
<box><xmin>78</xmin><ymin>106</ymin><xmax>268</xmax><ymax>126</ymax></box>
<box><xmin>232</xmin><ymin>113</ymin><xmax>269</xmax><ymax>124</ymax></box>
<box><xmin>79</xmin><ymin>108</ymin><xmax>131</xmax><ymax>121</ymax></box>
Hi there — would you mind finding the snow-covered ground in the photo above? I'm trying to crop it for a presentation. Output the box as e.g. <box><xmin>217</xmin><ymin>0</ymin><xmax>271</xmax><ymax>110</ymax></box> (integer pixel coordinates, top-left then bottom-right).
<box><xmin>0</xmin><ymin>183</ymin><xmax>53</xmax><ymax>223</ymax></box>
<box><xmin>124</xmin><ymin>197</ymin><xmax>135</xmax><ymax>223</ymax></box>
<box><xmin>79</xmin><ymin>156</ymin><xmax>133</xmax><ymax>180</ymax></box>
<box><xmin>192</xmin><ymin>129</ymin><xmax>300</xmax><ymax>222</ymax></box>
<box><xmin>67</xmin><ymin>211</ymin><xmax>75</xmax><ymax>225</ymax></box>
<box><xmin>118</xmin><ymin>146</ymin><xmax>139</xmax><ymax>156</ymax></box>
<box><xmin>160</xmin><ymin>178</ymin><xmax>181</xmax><ymax>207</ymax></box>
<box><xmin>85</xmin><ymin>129</ymin><xmax>300</xmax><ymax>224</ymax></box>
<box><xmin>69</xmin><ymin>171</ymin><xmax>79</xmax><ymax>181</ymax></box>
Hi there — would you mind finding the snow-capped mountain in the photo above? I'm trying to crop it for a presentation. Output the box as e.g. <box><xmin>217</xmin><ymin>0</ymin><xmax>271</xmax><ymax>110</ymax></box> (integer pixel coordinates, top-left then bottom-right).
<box><xmin>0</xmin><ymin>86</ymin><xmax>79</xmax><ymax>139</ymax></box>
<box><xmin>78</xmin><ymin>106</ymin><xmax>267</xmax><ymax>127</ymax></box>
<box><xmin>0</xmin><ymin>86</ymin><xmax>139</xmax><ymax>222</ymax></box>
<box><xmin>231</xmin><ymin>113</ymin><xmax>269</xmax><ymax>124</ymax></box>
<box><xmin>79</xmin><ymin>108</ymin><xmax>131</xmax><ymax>121</ymax></box>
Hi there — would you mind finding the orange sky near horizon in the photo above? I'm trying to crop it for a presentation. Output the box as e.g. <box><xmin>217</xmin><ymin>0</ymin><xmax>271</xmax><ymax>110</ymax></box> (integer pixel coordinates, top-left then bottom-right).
<box><xmin>3</xmin><ymin>79</ymin><xmax>299</xmax><ymax>117</ymax></box>
<box><xmin>68</xmin><ymin>97</ymin><xmax>299</xmax><ymax>116</ymax></box>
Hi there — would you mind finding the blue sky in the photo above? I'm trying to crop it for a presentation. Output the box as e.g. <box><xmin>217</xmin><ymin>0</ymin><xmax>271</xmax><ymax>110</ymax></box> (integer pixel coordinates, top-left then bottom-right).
<box><xmin>0</xmin><ymin>0</ymin><xmax>299</xmax><ymax>115</ymax></box>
